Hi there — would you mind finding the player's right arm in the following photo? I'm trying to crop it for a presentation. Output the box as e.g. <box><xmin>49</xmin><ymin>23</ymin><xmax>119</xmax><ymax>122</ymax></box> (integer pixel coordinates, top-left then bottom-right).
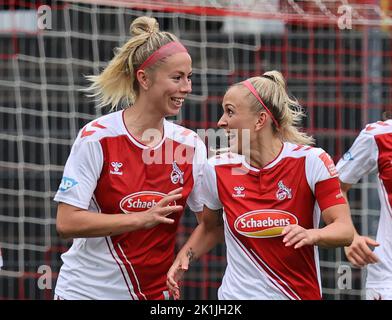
<box><xmin>56</xmin><ymin>188</ymin><xmax>184</xmax><ymax>239</ymax></box>
<box><xmin>337</xmin><ymin>130</ymin><xmax>380</xmax><ymax>267</ymax></box>
<box><xmin>166</xmin><ymin>205</ymin><xmax>224</xmax><ymax>300</ymax></box>
<box><xmin>340</xmin><ymin>182</ymin><xmax>379</xmax><ymax>267</ymax></box>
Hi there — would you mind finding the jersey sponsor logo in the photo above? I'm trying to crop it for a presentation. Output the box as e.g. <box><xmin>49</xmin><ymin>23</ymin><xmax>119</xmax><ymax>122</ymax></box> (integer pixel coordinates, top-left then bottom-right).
<box><xmin>232</xmin><ymin>186</ymin><xmax>245</xmax><ymax>198</ymax></box>
<box><xmin>170</xmin><ymin>161</ymin><xmax>184</xmax><ymax>184</ymax></box>
<box><xmin>110</xmin><ymin>162</ymin><xmax>123</xmax><ymax>175</ymax></box>
<box><xmin>120</xmin><ymin>191</ymin><xmax>175</xmax><ymax>214</ymax></box>
<box><xmin>342</xmin><ymin>151</ymin><xmax>354</xmax><ymax>161</ymax></box>
<box><xmin>58</xmin><ymin>177</ymin><xmax>78</xmax><ymax>192</ymax></box>
<box><xmin>234</xmin><ymin>209</ymin><xmax>298</xmax><ymax>238</ymax></box>
<box><xmin>276</xmin><ymin>180</ymin><xmax>292</xmax><ymax>200</ymax></box>
<box><xmin>319</xmin><ymin>152</ymin><xmax>337</xmax><ymax>177</ymax></box>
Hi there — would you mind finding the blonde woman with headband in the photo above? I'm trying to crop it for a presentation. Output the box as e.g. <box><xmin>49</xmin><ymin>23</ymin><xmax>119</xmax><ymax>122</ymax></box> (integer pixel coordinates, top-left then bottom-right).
<box><xmin>167</xmin><ymin>71</ymin><xmax>354</xmax><ymax>300</ymax></box>
<box><xmin>53</xmin><ymin>16</ymin><xmax>206</xmax><ymax>300</ymax></box>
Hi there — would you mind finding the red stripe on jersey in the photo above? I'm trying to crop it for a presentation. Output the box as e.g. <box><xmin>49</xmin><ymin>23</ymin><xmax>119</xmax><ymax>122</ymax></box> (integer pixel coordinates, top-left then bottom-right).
<box><xmin>115</xmin><ymin>244</ymin><xmax>147</xmax><ymax>300</ymax></box>
<box><xmin>91</xmin><ymin>120</ymin><xmax>107</xmax><ymax>129</ymax></box>
<box><xmin>375</xmin><ymin>133</ymin><xmax>392</xmax><ymax>209</ymax></box>
<box><xmin>81</xmin><ymin>120</ymin><xmax>107</xmax><ymax>138</ymax></box>
<box><xmin>104</xmin><ymin>237</ymin><xmax>135</xmax><ymax>300</ymax></box>
<box><xmin>315</xmin><ymin>177</ymin><xmax>346</xmax><ymax>212</ymax></box>
<box><xmin>81</xmin><ymin>126</ymin><xmax>95</xmax><ymax>138</ymax></box>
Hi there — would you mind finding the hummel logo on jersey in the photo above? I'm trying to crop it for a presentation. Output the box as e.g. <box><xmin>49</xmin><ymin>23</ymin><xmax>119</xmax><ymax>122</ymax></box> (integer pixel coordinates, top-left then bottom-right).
<box><xmin>276</xmin><ymin>180</ymin><xmax>292</xmax><ymax>201</ymax></box>
<box><xmin>110</xmin><ymin>162</ymin><xmax>123</xmax><ymax>175</ymax></box>
<box><xmin>171</xmin><ymin>161</ymin><xmax>184</xmax><ymax>184</ymax></box>
<box><xmin>232</xmin><ymin>186</ymin><xmax>245</xmax><ymax>198</ymax></box>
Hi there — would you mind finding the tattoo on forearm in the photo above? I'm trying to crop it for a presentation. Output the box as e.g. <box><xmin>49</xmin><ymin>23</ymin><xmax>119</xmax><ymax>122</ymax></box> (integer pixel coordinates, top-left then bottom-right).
<box><xmin>187</xmin><ymin>248</ymin><xmax>195</xmax><ymax>263</ymax></box>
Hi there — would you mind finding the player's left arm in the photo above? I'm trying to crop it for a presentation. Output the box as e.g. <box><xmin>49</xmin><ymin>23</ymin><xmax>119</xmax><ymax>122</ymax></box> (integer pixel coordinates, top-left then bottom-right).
<box><xmin>283</xmin><ymin>149</ymin><xmax>355</xmax><ymax>249</ymax></box>
<box><xmin>282</xmin><ymin>201</ymin><xmax>354</xmax><ymax>249</ymax></box>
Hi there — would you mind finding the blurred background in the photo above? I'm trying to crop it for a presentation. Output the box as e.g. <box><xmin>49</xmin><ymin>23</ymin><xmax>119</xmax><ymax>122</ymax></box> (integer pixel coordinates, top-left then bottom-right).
<box><xmin>0</xmin><ymin>0</ymin><xmax>391</xmax><ymax>300</ymax></box>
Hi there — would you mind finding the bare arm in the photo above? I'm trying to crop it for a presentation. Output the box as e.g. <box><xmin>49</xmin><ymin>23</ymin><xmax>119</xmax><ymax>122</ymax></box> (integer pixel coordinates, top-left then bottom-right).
<box><xmin>282</xmin><ymin>203</ymin><xmax>355</xmax><ymax>249</ymax></box>
<box><xmin>340</xmin><ymin>180</ymin><xmax>380</xmax><ymax>267</ymax></box>
<box><xmin>166</xmin><ymin>206</ymin><xmax>224</xmax><ymax>299</ymax></box>
<box><xmin>56</xmin><ymin>187</ymin><xmax>184</xmax><ymax>239</ymax></box>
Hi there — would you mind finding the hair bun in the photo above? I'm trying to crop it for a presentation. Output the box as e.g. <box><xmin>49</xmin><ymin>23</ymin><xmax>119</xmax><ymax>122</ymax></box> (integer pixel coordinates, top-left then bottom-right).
<box><xmin>263</xmin><ymin>71</ymin><xmax>285</xmax><ymax>88</ymax></box>
<box><xmin>130</xmin><ymin>16</ymin><xmax>160</xmax><ymax>37</ymax></box>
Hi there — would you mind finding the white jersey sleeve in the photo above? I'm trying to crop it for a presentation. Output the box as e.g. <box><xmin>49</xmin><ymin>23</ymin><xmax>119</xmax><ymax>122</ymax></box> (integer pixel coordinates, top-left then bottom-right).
<box><xmin>54</xmin><ymin>132</ymin><xmax>103</xmax><ymax>209</ymax></box>
<box><xmin>200</xmin><ymin>159</ymin><xmax>223</xmax><ymax>211</ymax></box>
<box><xmin>186</xmin><ymin>138</ymin><xmax>208</xmax><ymax>213</ymax></box>
<box><xmin>0</xmin><ymin>247</ymin><xmax>3</xmax><ymax>270</ymax></box>
<box><xmin>305</xmin><ymin>147</ymin><xmax>339</xmax><ymax>193</ymax></box>
<box><xmin>336</xmin><ymin>130</ymin><xmax>378</xmax><ymax>184</ymax></box>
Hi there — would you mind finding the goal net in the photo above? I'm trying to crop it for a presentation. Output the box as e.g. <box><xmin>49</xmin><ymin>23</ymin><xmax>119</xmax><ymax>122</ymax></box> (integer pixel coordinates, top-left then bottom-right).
<box><xmin>0</xmin><ymin>0</ymin><xmax>391</xmax><ymax>299</ymax></box>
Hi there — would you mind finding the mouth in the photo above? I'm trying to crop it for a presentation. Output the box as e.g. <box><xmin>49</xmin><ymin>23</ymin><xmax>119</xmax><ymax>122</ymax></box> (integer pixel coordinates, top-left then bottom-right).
<box><xmin>170</xmin><ymin>97</ymin><xmax>185</xmax><ymax>107</ymax></box>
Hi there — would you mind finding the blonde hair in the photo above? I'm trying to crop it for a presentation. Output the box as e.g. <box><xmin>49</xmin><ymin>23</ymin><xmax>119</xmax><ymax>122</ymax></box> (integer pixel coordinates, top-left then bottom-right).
<box><xmin>85</xmin><ymin>16</ymin><xmax>179</xmax><ymax>110</ymax></box>
<box><xmin>235</xmin><ymin>70</ymin><xmax>315</xmax><ymax>146</ymax></box>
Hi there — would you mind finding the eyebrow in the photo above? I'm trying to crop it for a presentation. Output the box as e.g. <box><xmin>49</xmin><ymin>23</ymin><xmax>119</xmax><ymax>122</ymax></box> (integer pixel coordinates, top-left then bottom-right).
<box><xmin>223</xmin><ymin>103</ymin><xmax>236</xmax><ymax>109</ymax></box>
<box><xmin>172</xmin><ymin>71</ymin><xmax>193</xmax><ymax>75</ymax></box>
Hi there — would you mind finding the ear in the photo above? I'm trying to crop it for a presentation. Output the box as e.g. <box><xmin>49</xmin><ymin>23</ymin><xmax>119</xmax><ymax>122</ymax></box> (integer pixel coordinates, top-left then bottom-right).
<box><xmin>255</xmin><ymin>111</ymin><xmax>268</xmax><ymax>131</ymax></box>
<box><xmin>136</xmin><ymin>70</ymin><xmax>150</xmax><ymax>91</ymax></box>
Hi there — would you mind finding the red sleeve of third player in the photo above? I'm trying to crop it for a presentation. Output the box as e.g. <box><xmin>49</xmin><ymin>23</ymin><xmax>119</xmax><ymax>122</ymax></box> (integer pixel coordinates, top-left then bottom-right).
<box><xmin>315</xmin><ymin>177</ymin><xmax>346</xmax><ymax>212</ymax></box>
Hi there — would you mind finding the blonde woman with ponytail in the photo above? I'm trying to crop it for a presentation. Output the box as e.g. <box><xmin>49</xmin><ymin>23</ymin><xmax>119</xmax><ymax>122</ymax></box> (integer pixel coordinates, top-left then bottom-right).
<box><xmin>53</xmin><ymin>16</ymin><xmax>207</xmax><ymax>300</ymax></box>
<box><xmin>167</xmin><ymin>71</ymin><xmax>354</xmax><ymax>300</ymax></box>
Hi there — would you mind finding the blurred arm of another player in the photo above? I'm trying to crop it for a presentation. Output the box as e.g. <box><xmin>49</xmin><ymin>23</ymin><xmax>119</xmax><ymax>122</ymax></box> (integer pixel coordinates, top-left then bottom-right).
<box><xmin>340</xmin><ymin>182</ymin><xmax>380</xmax><ymax>268</ymax></box>
<box><xmin>166</xmin><ymin>206</ymin><xmax>224</xmax><ymax>300</ymax></box>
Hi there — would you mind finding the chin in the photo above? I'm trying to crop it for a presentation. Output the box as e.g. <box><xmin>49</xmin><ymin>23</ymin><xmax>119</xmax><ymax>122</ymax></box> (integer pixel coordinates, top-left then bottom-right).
<box><xmin>166</xmin><ymin>107</ymin><xmax>181</xmax><ymax>117</ymax></box>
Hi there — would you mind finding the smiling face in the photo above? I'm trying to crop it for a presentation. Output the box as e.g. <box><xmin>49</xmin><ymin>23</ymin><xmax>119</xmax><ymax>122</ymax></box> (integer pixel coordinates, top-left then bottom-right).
<box><xmin>218</xmin><ymin>85</ymin><xmax>260</xmax><ymax>153</ymax></box>
<box><xmin>145</xmin><ymin>52</ymin><xmax>192</xmax><ymax>117</ymax></box>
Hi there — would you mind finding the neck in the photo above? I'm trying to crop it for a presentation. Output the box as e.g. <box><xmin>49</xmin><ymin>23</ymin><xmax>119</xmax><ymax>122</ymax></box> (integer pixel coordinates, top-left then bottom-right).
<box><xmin>123</xmin><ymin>98</ymin><xmax>165</xmax><ymax>145</ymax></box>
<box><xmin>246</xmin><ymin>135</ymin><xmax>283</xmax><ymax>169</ymax></box>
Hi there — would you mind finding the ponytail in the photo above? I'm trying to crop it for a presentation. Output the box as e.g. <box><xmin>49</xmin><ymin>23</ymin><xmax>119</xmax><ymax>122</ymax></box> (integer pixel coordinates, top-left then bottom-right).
<box><xmin>84</xmin><ymin>16</ymin><xmax>178</xmax><ymax>111</ymax></box>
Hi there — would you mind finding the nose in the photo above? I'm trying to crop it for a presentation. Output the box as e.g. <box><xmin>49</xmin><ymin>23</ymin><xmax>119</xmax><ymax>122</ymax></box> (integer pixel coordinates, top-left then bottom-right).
<box><xmin>180</xmin><ymin>79</ymin><xmax>192</xmax><ymax>94</ymax></box>
<box><xmin>217</xmin><ymin>114</ymin><xmax>227</xmax><ymax>128</ymax></box>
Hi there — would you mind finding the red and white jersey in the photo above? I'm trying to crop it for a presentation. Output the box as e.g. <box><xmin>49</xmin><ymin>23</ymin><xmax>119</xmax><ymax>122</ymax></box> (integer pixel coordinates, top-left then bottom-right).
<box><xmin>201</xmin><ymin>142</ymin><xmax>346</xmax><ymax>300</ymax></box>
<box><xmin>336</xmin><ymin>119</ymin><xmax>392</xmax><ymax>289</ymax></box>
<box><xmin>54</xmin><ymin>110</ymin><xmax>206</xmax><ymax>300</ymax></box>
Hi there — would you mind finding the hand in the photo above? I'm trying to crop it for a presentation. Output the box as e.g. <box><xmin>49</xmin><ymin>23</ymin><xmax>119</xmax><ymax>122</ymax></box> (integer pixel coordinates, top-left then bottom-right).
<box><xmin>344</xmin><ymin>234</ymin><xmax>379</xmax><ymax>267</ymax></box>
<box><xmin>281</xmin><ymin>224</ymin><xmax>319</xmax><ymax>249</ymax></box>
<box><xmin>166</xmin><ymin>251</ymin><xmax>191</xmax><ymax>300</ymax></box>
<box><xmin>139</xmin><ymin>187</ymin><xmax>184</xmax><ymax>229</ymax></box>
